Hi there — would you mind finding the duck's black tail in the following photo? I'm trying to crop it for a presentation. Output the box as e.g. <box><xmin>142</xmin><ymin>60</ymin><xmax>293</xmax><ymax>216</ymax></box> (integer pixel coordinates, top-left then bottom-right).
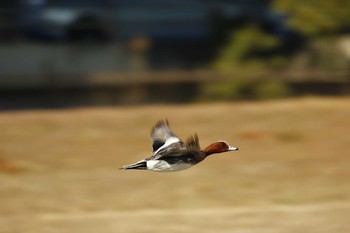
<box><xmin>120</xmin><ymin>160</ymin><xmax>147</xmax><ymax>170</ymax></box>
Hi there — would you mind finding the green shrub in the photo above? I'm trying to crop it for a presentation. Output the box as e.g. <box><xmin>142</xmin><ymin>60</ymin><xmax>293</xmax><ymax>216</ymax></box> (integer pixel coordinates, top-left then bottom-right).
<box><xmin>197</xmin><ymin>79</ymin><xmax>292</xmax><ymax>102</ymax></box>
<box><xmin>254</xmin><ymin>81</ymin><xmax>292</xmax><ymax>100</ymax></box>
<box><xmin>197</xmin><ymin>79</ymin><xmax>256</xmax><ymax>101</ymax></box>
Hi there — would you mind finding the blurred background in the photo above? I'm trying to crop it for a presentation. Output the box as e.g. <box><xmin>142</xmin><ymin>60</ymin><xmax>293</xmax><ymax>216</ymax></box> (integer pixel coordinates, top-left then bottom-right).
<box><xmin>0</xmin><ymin>0</ymin><xmax>350</xmax><ymax>233</ymax></box>
<box><xmin>0</xmin><ymin>0</ymin><xmax>349</xmax><ymax>108</ymax></box>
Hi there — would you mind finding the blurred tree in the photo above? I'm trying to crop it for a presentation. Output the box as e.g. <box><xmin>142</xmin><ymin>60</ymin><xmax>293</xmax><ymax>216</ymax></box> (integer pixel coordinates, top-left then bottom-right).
<box><xmin>273</xmin><ymin>0</ymin><xmax>350</xmax><ymax>37</ymax></box>
<box><xmin>274</xmin><ymin>0</ymin><xmax>350</xmax><ymax>72</ymax></box>
<box><xmin>213</xmin><ymin>26</ymin><xmax>285</xmax><ymax>71</ymax></box>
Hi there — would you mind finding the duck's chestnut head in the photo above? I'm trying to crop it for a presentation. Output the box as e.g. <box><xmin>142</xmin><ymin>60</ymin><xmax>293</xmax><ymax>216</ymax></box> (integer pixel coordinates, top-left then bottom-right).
<box><xmin>203</xmin><ymin>141</ymin><xmax>238</xmax><ymax>156</ymax></box>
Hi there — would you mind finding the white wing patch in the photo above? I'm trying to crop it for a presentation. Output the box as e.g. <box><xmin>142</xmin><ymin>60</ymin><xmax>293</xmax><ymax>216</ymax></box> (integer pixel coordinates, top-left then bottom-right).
<box><xmin>153</xmin><ymin>136</ymin><xmax>180</xmax><ymax>155</ymax></box>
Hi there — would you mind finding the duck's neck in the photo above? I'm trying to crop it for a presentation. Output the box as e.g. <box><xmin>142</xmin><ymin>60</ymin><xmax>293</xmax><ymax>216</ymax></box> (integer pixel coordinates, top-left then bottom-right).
<box><xmin>202</xmin><ymin>143</ymin><xmax>219</xmax><ymax>156</ymax></box>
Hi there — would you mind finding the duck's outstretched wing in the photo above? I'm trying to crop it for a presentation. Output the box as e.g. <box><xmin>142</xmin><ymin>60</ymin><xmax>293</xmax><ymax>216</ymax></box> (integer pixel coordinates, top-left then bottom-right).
<box><xmin>150</xmin><ymin>119</ymin><xmax>184</xmax><ymax>154</ymax></box>
<box><xmin>184</xmin><ymin>133</ymin><xmax>200</xmax><ymax>152</ymax></box>
<box><xmin>148</xmin><ymin>133</ymin><xmax>201</xmax><ymax>160</ymax></box>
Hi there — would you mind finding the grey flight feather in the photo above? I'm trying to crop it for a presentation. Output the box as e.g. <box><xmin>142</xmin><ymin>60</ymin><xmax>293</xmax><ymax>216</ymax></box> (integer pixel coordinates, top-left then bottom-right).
<box><xmin>150</xmin><ymin>119</ymin><xmax>176</xmax><ymax>142</ymax></box>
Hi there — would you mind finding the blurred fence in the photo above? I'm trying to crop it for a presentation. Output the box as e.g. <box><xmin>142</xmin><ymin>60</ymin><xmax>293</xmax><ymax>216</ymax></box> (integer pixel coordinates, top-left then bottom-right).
<box><xmin>0</xmin><ymin>68</ymin><xmax>349</xmax><ymax>109</ymax></box>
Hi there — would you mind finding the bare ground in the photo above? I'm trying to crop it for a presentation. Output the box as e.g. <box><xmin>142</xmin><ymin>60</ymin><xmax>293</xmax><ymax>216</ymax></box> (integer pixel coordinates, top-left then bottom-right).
<box><xmin>0</xmin><ymin>97</ymin><xmax>350</xmax><ymax>233</ymax></box>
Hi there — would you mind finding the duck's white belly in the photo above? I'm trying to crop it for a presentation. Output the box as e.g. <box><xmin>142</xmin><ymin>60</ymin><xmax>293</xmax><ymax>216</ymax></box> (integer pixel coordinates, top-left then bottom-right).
<box><xmin>146</xmin><ymin>160</ymin><xmax>192</xmax><ymax>172</ymax></box>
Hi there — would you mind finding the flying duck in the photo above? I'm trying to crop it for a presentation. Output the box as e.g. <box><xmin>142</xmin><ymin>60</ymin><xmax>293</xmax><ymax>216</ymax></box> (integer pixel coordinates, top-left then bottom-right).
<box><xmin>120</xmin><ymin>119</ymin><xmax>238</xmax><ymax>172</ymax></box>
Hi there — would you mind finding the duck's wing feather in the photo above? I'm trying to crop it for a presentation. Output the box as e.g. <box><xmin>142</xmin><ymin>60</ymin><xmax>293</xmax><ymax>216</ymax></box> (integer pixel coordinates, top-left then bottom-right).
<box><xmin>148</xmin><ymin>133</ymin><xmax>200</xmax><ymax>160</ymax></box>
<box><xmin>184</xmin><ymin>133</ymin><xmax>200</xmax><ymax>151</ymax></box>
<box><xmin>150</xmin><ymin>119</ymin><xmax>184</xmax><ymax>154</ymax></box>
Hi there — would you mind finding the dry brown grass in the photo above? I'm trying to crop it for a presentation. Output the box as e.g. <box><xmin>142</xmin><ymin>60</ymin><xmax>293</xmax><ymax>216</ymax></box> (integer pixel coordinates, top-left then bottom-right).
<box><xmin>0</xmin><ymin>97</ymin><xmax>350</xmax><ymax>233</ymax></box>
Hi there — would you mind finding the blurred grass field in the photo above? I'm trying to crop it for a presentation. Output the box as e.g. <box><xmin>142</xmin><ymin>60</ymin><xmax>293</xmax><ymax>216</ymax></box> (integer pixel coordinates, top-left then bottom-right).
<box><xmin>1</xmin><ymin>97</ymin><xmax>350</xmax><ymax>233</ymax></box>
